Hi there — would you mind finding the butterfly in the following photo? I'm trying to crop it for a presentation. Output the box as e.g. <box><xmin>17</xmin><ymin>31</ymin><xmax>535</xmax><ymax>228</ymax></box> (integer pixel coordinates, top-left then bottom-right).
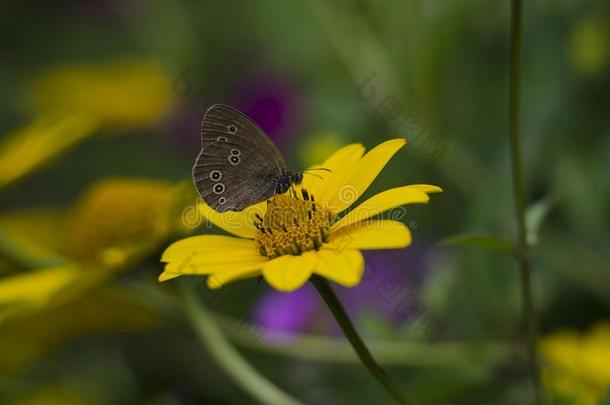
<box><xmin>192</xmin><ymin>104</ymin><xmax>304</xmax><ymax>212</ymax></box>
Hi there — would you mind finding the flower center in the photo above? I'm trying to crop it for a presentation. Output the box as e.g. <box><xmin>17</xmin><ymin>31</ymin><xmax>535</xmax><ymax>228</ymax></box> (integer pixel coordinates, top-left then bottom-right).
<box><xmin>254</xmin><ymin>189</ymin><xmax>334</xmax><ymax>258</ymax></box>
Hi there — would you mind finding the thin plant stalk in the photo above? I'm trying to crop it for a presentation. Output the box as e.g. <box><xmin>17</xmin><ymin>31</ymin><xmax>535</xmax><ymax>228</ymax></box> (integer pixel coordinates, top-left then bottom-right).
<box><xmin>311</xmin><ymin>275</ymin><xmax>413</xmax><ymax>405</ymax></box>
<box><xmin>508</xmin><ymin>0</ymin><xmax>544</xmax><ymax>402</ymax></box>
<box><xmin>180</xmin><ymin>284</ymin><xmax>302</xmax><ymax>405</ymax></box>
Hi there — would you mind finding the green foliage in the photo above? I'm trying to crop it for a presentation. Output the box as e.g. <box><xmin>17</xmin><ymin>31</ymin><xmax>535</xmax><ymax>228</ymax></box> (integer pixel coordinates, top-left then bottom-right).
<box><xmin>439</xmin><ymin>232</ymin><xmax>515</xmax><ymax>254</ymax></box>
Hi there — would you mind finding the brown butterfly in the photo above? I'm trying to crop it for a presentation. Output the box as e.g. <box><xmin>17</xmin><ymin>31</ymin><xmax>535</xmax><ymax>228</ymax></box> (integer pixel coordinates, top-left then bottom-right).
<box><xmin>192</xmin><ymin>104</ymin><xmax>303</xmax><ymax>212</ymax></box>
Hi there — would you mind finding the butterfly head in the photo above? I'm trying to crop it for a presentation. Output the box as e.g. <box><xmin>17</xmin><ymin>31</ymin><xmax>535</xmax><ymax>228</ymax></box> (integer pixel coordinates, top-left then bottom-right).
<box><xmin>276</xmin><ymin>171</ymin><xmax>303</xmax><ymax>194</ymax></box>
<box><xmin>290</xmin><ymin>171</ymin><xmax>304</xmax><ymax>185</ymax></box>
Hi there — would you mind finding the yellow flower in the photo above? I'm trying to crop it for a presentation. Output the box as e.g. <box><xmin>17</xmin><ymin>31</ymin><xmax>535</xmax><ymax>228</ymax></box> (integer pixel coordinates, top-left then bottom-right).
<box><xmin>160</xmin><ymin>139</ymin><xmax>441</xmax><ymax>292</ymax></box>
<box><xmin>68</xmin><ymin>178</ymin><xmax>181</xmax><ymax>266</ymax></box>
<box><xmin>25</xmin><ymin>59</ymin><xmax>176</xmax><ymax>129</ymax></box>
<box><xmin>541</xmin><ymin>322</ymin><xmax>610</xmax><ymax>405</ymax></box>
<box><xmin>0</xmin><ymin>178</ymin><xmax>188</xmax><ymax>324</ymax></box>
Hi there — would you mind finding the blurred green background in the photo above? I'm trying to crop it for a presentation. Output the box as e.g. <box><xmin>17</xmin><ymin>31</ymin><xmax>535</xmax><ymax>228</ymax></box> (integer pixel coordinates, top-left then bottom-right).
<box><xmin>0</xmin><ymin>1</ymin><xmax>609</xmax><ymax>404</ymax></box>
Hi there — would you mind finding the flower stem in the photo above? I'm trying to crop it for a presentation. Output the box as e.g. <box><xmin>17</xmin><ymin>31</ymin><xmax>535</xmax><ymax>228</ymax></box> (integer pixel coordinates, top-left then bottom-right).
<box><xmin>508</xmin><ymin>0</ymin><xmax>543</xmax><ymax>403</ymax></box>
<box><xmin>179</xmin><ymin>283</ymin><xmax>302</xmax><ymax>405</ymax></box>
<box><xmin>311</xmin><ymin>275</ymin><xmax>413</xmax><ymax>405</ymax></box>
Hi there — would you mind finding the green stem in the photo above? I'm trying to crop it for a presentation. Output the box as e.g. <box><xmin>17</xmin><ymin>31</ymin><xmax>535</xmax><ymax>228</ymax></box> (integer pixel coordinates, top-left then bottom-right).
<box><xmin>508</xmin><ymin>0</ymin><xmax>543</xmax><ymax>403</ymax></box>
<box><xmin>180</xmin><ymin>284</ymin><xmax>302</xmax><ymax>405</ymax></box>
<box><xmin>311</xmin><ymin>275</ymin><xmax>413</xmax><ymax>405</ymax></box>
<box><xmin>221</xmin><ymin>315</ymin><xmax>512</xmax><ymax>367</ymax></box>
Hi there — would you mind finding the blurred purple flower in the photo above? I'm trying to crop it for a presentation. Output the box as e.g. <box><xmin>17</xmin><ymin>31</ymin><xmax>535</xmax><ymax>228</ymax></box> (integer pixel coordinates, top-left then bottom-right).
<box><xmin>254</xmin><ymin>285</ymin><xmax>320</xmax><ymax>336</ymax></box>
<box><xmin>253</xmin><ymin>243</ymin><xmax>431</xmax><ymax>342</ymax></box>
<box><xmin>230</xmin><ymin>70</ymin><xmax>303</xmax><ymax>146</ymax></box>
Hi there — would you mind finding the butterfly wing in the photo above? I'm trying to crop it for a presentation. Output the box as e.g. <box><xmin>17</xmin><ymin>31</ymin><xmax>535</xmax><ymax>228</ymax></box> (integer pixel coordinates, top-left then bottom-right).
<box><xmin>192</xmin><ymin>104</ymin><xmax>287</xmax><ymax>212</ymax></box>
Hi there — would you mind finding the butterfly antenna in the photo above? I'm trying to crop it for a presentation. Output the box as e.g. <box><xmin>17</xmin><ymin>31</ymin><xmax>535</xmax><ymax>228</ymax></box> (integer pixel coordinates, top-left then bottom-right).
<box><xmin>303</xmin><ymin>172</ymin><xmax>323</xmax><ymax>180</ymax></box>
<box><xmin>304</xmin><ymin>167</ymin><xmax>333</xmax><ymax>173</ymax></box>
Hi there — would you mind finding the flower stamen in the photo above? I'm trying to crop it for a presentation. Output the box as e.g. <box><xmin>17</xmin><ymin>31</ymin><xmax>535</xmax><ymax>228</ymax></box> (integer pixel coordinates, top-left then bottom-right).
<box><xmin>254</xmin><ymin>189</ymin><xmax>333</xmax><ymax>258</ymax></box>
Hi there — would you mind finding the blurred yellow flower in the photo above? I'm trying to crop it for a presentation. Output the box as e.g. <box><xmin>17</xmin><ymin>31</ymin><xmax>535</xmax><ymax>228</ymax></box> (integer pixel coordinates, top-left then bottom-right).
<box><xmin>0</xmin><ymin>177</ymin><xmax>186</xmax><ymax>371</ymax></box>
<box><xmin>25</xmin><ymin>59</ymin><xmax>176</xmax><ymax>129</ymax></box>
<box><xmin>68</xmin><ymin>178</ymin><xmax>181</xmax><ymax>266</ymax></box>
<box><xmin>0</xmin><ymin>177</ymin><xmax>188</xmax><ymax>324</ymax></box>
<box><xmin>160</xmin><ymin>139</ymin><xmax>441</xmax><ymax>292</ymax></box>
<box><xmin>541</xmin><ymin>322</ymin><xmax>610</xmax><ymax>405</ymax></box>
<box><xmin>298</xmin><ymin>131</ymin><xmax>347</xmax><ymax>167</ymax></box>
<box><xmin>568</xmin><ymin>17</ymin><xmax>609</xmax><ymax>75</ymax></box>
<box><xmin>0</xmin><ymin>115</ymin><xmax>98</xmax><ymax>188</ymax></box>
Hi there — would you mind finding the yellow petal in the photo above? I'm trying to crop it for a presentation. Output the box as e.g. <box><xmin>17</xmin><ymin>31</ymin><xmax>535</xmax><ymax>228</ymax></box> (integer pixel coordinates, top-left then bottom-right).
<box><xmin>327</xmin><ymin>139</ymin><xmax>406</xmax><ymax>213</ymax></box>
<box><xmin>328</xmin><ymin>220</ymin><xmax>412</xmax><ymax>250</ymax></box>
<box><xmin>0</xmin><ymin>115</ymin><xmax>99</xmax><ymax>188</ymax></box>
<box><xmin>159</xmin><ymin>272</ymin><xmax>181</xmax><ymax>282</ymax></box>
<box><xmin>331</xmin><ymin>184</ymin><xmax>441</xmax><ymax>232</ymax></box>
<box><xmin>161</xmin><ymin>258</ymin><xmax>266</xmax><ymax>281</ymax></box>
<box><xmin>262</xmin><ymin>251</ymin><xmax>317</xmax><ymax>292</ymax></box>
<box><xmin>161</xmin><ymin>235</ymin><xmax>255</xmax><ymax>262</ymax></box>
<box><xmin>198</xmin><ymin>199</ymin><xmax>266</xmax><ymax>239</ymax></box>
<box><xmin>303</xmin><ymin>143</ymin><xmax>365</xmax><ymax>201</ymax></box>
<box><xmin>0</xmin><ymin>264</ymin><xmax>80</xmax><ymax>306</ymax></box>
<box><xmin>314</xmin><ymin>248</ymin><xmax>364</xmax><ymax>287</ymax></box>
<box><xmin>407</xmin><ymin>184</ymin><xmax>443</xmax><ymax>194</ymax></box>
<box><xmin>207</xmin><ymin>268</ymin><xmax>263</xmax><ymax>289</ymax></box>
<box><xmin>159</xmin><ymin>235</ymin><xmax>266</xmax><ymax>280</ymax></box>
<box><xmin>163</xmin><ymin>254</ymin><xmax>266</xmax><ymax>273</ymax></box>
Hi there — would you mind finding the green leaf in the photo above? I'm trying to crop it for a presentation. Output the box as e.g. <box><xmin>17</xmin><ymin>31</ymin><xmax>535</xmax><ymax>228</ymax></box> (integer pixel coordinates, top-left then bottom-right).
<box><xmin>525</xmin><ymin>194</ymin><xmax>555</xmax><ymax>246</ymax></box>
<box><xmin>438</xmin><ymin>233</ymin><xmax>514</xmax><ymax>254</ymax></box>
